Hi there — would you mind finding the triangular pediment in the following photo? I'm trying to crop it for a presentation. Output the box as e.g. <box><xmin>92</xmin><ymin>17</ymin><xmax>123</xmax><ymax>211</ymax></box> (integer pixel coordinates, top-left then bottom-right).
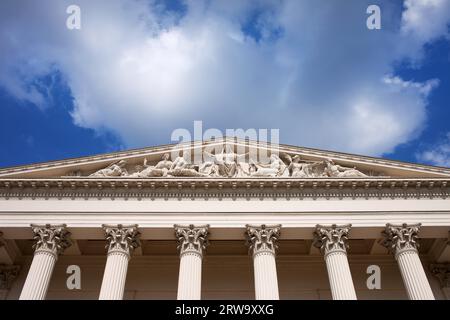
<box><xmin>0</xmin><ymin>138</ymin><xmax>449</xmax><ymax>179</ymax></box>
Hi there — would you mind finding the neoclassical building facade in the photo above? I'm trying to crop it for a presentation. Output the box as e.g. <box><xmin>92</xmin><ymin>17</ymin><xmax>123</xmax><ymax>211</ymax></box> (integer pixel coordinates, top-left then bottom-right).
<box><xmin>0</xmin><ymin>138</ymin><xmax>449</xmax><ymax>300</ymax></box>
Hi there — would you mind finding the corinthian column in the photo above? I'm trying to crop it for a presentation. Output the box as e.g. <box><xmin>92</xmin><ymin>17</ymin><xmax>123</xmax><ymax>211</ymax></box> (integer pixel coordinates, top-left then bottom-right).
<box><xmin>246</xmin><ymin>224</ymin><xmax>281</xmax><ymax>300</ymax></box>
<box><xmin>174</xmin><ymin>224</ymin><xmax>209</xmax><ymax>300</ymax></box>
<box><xmin>19</xmin><ymin>224</ymin><xmax>71</xmax><ymax>300</ymax></box>
<box><xmin>381</xmin><ymin>223</ymin><xmax>435</xmax><ymax>300</ymax></box>
<box><xmin>313</xmin><ymin>224</ymin><xmax>357</xmax><ymax>300</ymax></box>
<box><xmin>99</xmin><ymin>224</ymin><xmax>140</xmax><ymax>300</ymax></box>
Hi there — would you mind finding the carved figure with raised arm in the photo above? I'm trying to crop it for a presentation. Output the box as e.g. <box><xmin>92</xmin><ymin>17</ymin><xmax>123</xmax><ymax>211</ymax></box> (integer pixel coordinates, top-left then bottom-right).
<box><xmin>169</xmin><ymin>151</ymin><xmax>206</xmax><ymax>177</ymax></box>
<box><xmin>204</xmin><ymin>148</ymin><xmax>237</xmax><ymax>177</ymax></box>
<box><xmin>131</xmin><ymin>153</ymin><xmax>173</xmax><ymax>177</ymax></box>
<box><xmin>287</xmin><ymin>155</ymin><xmax>309</xmax><ymax>177</ymax></box>
<box><xmin>202</xmin><ymin>146</ymin><xmax>250</xmax><ymax>177</ymax></box>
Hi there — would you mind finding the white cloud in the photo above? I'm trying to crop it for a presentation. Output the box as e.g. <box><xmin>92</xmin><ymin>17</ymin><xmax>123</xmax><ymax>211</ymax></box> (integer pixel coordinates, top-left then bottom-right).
<box><xmin>399</xmin><ymin>0</ymin><xmax>450</xmax><ymax>62</ymax></box>
<box><xmin>401</xmin><ymin>0</ymin><xmax>450</xmax><ymax>42</ymax></box>
<box><xmin>382</xmin><ymin>75</ymin><xmax>439</xmax><ymax>96</ymax></box>
<box><xmin>0</xmin><ymin>0</ymin><xmax>450</xmax><ymax>156</ymax></box>
<box><xmin>417</xmin><ymin>133</ymin><xmax>450</xmax><ymax>167</ymax></box>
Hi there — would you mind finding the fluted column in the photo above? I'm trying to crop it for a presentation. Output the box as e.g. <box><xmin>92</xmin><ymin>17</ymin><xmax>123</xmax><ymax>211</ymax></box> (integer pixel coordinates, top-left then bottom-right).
<box><xmin>313</xmin><ymin>224</ymin><xmax>357</xmax><ymax>300</ymax></box>
<box><xmin>174</xmin><ymin>224</ymin><xmax>209</xmax><ymax>300</ymax></box>
<box><xmin>99</xmin><ymin>224</ymin><xmax>140</xmax><ymax>300</ymax></box>
<box><xmin>381</xmin><ymin>223</ymin><xmax>435</xmax><ymax>300</ymax></box>
<box><xmin>246</xmin><ymin>224</ymin><xmax>281</xmax><ymax>300</ymax></box>
<box><xmin>19</xmin><ymin>224</ymin><xmax>71</xmax><ymax>300</ymax></box>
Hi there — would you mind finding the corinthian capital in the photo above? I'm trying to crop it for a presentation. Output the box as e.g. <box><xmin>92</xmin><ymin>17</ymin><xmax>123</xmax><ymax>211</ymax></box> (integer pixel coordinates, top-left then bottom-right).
<box><xmin>103</xmin><ymin>224</ymin><xmax>140</xmax><ymax>256</ymax></box>
<box><xmin>381</xmin><ymin>223</ymin><xmax>421</xmax><ymax>256</ymax></box>
<box><xmin>246</xmin><ymin>224</ymin><xmax>281</xmax><ymax>256</ymax></box>
<box><xmin>31</xmin><ymin>224</ymin><xmax>71</xmax><ymax>256</ymax></box>
<box><xmin>313</xmin><ymin>224</ymin><xmax>351</xmax><ymax>256</ymax></box>
<box><xmin>0</xmin><ymin>264</ymin><xmax>20</xmax><ymax>290</ymax></box>
<box><xmin>174</xmin><ymin>224</ymin><xmax>209</xmax><ymax>258</ymax></box>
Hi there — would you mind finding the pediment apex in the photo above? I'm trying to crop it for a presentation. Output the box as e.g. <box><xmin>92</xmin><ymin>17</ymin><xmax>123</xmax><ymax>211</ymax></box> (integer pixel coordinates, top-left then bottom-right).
<box><xmin>0</xmin><ymin>138</ymin><xmax>449</xmax><ymax>179</ymax></box>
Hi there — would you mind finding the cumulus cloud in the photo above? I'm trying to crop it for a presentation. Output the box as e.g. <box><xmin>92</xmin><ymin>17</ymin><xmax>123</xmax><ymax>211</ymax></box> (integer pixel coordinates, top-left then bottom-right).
<box><xmin>399</xmin><ymin>0</ymin><xmax>450</xmax><ymax>62</ymax></box>
<box><xmin>417</xmin><ymin>133</ymin><xmax>450</xmax><ymax>167</ymax></box>
<box><xmin>401</xmin><ymin>0</ymin><xmax>450</xmax><ymax>42</ymax></box>
<box><xmin>0</xmin><ymin>0</ymin><xmax>449</xmax><ymax>156</ymax></box>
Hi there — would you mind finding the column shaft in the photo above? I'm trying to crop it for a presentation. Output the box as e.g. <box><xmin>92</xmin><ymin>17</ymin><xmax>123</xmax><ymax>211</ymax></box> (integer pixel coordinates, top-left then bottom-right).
<box><xmin>324</xmin><ymin>251</ymin><xmax>357</xmax><ymax>300</ymax></box>
<box><xmin>397</xmin><ymin>250</ymin><xmax>434</xmax><ymax>300</ymax></box>
<box><xmin>19</xmin><ymin>251</ymin><xmax>56</xmax><ymax>300</ymax></box>
<box><xmin>99</xmin><ymin>251</ymin><xmax>129</xmax><ymax>300</ymax></box>
<box><xmin>382</xmin><ymin>223</ymin><xmax>434</xmax><ymax>300</ymax></box>
<box><xmin>177</xmin><ymin>252</ymin><xmax>202</xmax><ymax>300</ymax></box>
<box><xmin>98</xmin><ymin>224</ymin><xmax>140</xmax><ymax>300</ymax></box>
<box><xmin>246</xmin><ymin>224</ymin><xmax>281</xmax><ymax>300</ymax></box>
<box><xmin>314</xmin><ymin>224</ymin><xmax>357</xmax><ymax>300</ymax></box>
<box><xmin>174</xmin><ymin>224</ymin><xmax>209</xmax><ymax>300</ymax></box>
<box><xmin>253</xmin><ymin>251</ymin><xmax>279</xmax><ymax>300</ymax></box>
<box><xmin>19</xmin><ymin>224</ymin><xmax>71</xmax><ymax>300</ymax></box>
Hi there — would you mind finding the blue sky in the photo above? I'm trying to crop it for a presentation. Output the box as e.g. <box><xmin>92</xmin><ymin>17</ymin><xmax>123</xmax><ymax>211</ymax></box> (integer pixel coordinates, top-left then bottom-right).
<box><xmin>0</xmin><ymin>0</ymin><xmax>449</xmax><ymax>168</ymax></box>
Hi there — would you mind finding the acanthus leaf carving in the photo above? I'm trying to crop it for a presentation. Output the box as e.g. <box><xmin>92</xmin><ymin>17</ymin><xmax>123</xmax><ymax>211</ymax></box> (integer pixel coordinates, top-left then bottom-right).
<box><xmin>103</xmin><ymin>224</ymin><xmax>140</xmax><ymax>256</ymax></box>
<box><xmin>380</xmin><ymin>223</ymin><xmax>421</xmax><ymax>256</ymax></box>
<box><xmin>313</xmin><ymin>224</ymin><xmax>351</xmax><ymax>255</ymax></box>
<box><xmin>174</xmin><ymin>224</ymin><xmax>209</xmax><ymax>257</ymax></box>
<box><xmin>245</xmin><ymin>224</ymin><xmax>281</xmax><ymax>256</ymax></box>
<box><xmin>31</xmin><ymin>224</ymin><xmax>71</xmax><ymax>256</ymax></box>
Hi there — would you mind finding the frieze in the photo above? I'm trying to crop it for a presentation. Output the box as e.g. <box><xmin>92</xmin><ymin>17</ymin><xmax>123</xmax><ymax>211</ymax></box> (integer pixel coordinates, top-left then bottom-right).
<box><xmin>0</xmin><ymin>178</ymin><xmax>449</xmax><ymax>200</ymax></box>
<box><xmin>85</xmin><ymin>152</ymin><xmax>372</xmax><ymax>178</ymax></box>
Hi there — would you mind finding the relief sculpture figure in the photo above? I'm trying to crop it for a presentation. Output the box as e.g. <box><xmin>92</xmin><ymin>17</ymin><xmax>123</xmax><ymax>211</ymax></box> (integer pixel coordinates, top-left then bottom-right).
<box><xmin>199</xmin><ymin>151</ymin><xmax>221</xmax><ymax>177</ymax></box>
<box><xmin>250</xmin><ymin>154</ymin><xmax>288</xmax><ymax>177</ymax></box>
<box><xmin>211</xmin><ymin>148</ymin><xmax>237</xmax><ymax>177</ymax></box>
<box><xmin>323</xmin><ymin>159</ymin><xmax>367</xmax><ymax>178</ymax></box>
<box><xmin>202</xmin><ymin>147</ymin><xmax>249</xmax><ymax>178</ymax></box>
<box><xmin>287</xmin><ymin>155</ymin><xmax>309</xmax><ymax>177</ymax></box>
<box><xmin>131</xmin><ymin>153</ymin><xmax>173</xmax><ymax>177</ymax></box>
<box><xmin>169</xmin><ymin>152</ymin><xmax>206</xmax><ymax>177</ymax></box>
<box><xmin>89</xmin><ymin>160</ymin><xmax>128</xmax><ymax>177</ymax></box>
<box><xmin>85</xmin><ymin>149</ymin><xmax>371</xmax><ymax>178</ymax></box>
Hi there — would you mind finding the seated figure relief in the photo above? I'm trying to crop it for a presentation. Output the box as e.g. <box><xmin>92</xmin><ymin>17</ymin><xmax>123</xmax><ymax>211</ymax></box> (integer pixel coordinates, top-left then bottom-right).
<box><xmin>285</xmin><ymin>155</ymin><xmax>326</xmax><ymax>178</ymax></box>
<box><xmin>250</xmin><ymin>154</ymin><xmax>289</xmax><ymax>177</ymax></box>
<box><xmin>89</xmin><ymin>160</ymin><xmax>128</xmax><ymax>177</ymax></box>
<box><xmin>169</xmin><ymin>152</ymin><xmax>207</xmax><ymax>177</ymax></box>
<box><xmin>202</xmin><ymin>148</ymin><xmax>249</xmax><ymax>178</ymax></box>
<box><xmin>130</xmin><ymin>153</ymin><xmax>173</xmax><ymax>177</ymax></box>
<box><xmin>323</xmin><ymin>159</ymin><xmax>367</xmax><ymax>178</ymax></box>
<box><xmin>287</xmin><ymin>155</ymin><xmax>311</xmax><ymax>178</ymax></box>
<box><xmin>86</xmin><ymin>151</ymin><xmax>370</xmax><ymax>178</ymax></box>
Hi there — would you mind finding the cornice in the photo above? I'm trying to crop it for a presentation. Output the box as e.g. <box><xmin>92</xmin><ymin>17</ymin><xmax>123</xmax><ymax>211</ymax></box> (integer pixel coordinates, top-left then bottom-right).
<box><xmin>0</xmin><ymin>178</ymin><xmax>448</xmax><ymax>200</ymax></box>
